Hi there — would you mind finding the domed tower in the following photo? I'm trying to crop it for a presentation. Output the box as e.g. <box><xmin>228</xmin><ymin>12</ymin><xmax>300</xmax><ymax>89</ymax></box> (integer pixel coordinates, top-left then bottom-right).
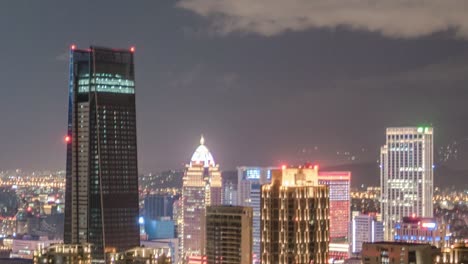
<box><xmin>181</xmin><ymin>135</ymin><xmax>222</xmax><ymax>262</ymax></box>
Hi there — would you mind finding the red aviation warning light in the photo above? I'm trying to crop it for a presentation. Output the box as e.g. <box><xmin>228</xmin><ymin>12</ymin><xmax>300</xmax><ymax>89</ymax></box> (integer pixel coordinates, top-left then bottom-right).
<box><xmin>130</xmin><ymin>46</ymin><xmax>135</xmax><ymax>53</ymax></box>
<box><xmin>65</xmin><ymin>135</ymin><xmax>71</xmax><ymax>143</ymax></box>
<box><xmin>71</xmin><ymin>44</ymin><xmax>76</xmax><ymax>50</ymax></box>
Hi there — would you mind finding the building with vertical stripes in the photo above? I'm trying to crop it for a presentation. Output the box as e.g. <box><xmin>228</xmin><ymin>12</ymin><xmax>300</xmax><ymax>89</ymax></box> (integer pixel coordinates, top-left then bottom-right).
<box><xmin>261</xmin><ymin>166</ymin><xmax>329</xmax><ymax>264</ymax></box>
<box><xmin>380</xmin><ymin>127</ymin><xmax>433</xmax><ymax>241</ymax></box>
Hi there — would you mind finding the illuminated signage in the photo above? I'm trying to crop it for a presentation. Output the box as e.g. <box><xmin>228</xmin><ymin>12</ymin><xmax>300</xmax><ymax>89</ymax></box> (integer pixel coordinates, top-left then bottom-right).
<box><xmin>417</xmin><ymin>127</ymin><xmax>431</xmax><ymax>133</ymax></box>
<box><xmin>422</xmin><ymin>222</ymin><xmax>436</xmax><ymax>229</ymax></box>
<box><xmin>246</xmin><ymin>169</ymin><xmax>261</xmax><ymax>179</ymax></box>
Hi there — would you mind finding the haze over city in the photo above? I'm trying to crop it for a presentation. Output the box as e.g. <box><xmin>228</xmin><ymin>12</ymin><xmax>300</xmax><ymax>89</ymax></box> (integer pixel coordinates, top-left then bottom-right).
<box><xmin>1</xmin><ymin>1</ymin><xmax>468</xmax><ymax>175</ymax></box>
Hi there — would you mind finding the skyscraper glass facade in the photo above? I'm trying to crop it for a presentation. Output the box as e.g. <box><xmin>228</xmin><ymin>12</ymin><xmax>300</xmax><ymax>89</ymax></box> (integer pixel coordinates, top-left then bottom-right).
<box><xmin>237</xmin><ymin>166</ymin><xmax>275</xmax><ymax>264</ymax></box>
<box><xmin>64</xmin><ymin>46</ymin><xmax>139</xmax><ymax>260</ymax></box>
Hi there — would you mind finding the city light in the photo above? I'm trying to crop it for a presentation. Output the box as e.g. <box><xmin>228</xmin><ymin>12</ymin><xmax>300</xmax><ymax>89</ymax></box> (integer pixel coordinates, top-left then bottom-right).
<box><xmin>422</xmin><ymin>222</ymin><xmax>436</xmax><ymax>229</ymax></box>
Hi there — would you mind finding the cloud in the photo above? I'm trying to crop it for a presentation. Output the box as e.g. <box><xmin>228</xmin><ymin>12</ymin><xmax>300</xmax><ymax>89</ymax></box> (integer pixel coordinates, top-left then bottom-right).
<box><xmin>177</xmin><ymin>0</ymin><xmax>468</xmax><ymax>39</ymax></box>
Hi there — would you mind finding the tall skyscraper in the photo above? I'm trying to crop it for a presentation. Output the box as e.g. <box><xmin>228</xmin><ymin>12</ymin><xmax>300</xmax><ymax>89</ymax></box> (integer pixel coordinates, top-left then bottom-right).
<box><xmin>64</xmin><ymin>45</ymin><xmax>140</xmax><ymax>260</ymax></box>
<box><xmin>181</xmin><ymin>136</ymin><xmax>222</xmax><ymax>262</ymax></box>
<box><xmin>318</xmin><ymin>171</ymin><xmax>351</xmax><ymax>241</ymax></box>
<box><xmin>350</xmin><ymin>214</ymin><xmax>384</xmax><ymax>255</ymax></box>
<box><xmin>237</xmin><ymin>166</ymin><xmax>275</xmax><ymax>264</ymax></box>
<box><xmin>261</xmin><ymin>166</ymin><xmax>329</xmax><ymax>264</ymax></box>
<box><xmin>206</xmin><ymin>205</ymin><xmax>253</xmax><ymax>264</ymax></box>
<box><xmin>380</xmin><ymin>127</ymin><xmax>433</xmax><ymax>241</ymax></box>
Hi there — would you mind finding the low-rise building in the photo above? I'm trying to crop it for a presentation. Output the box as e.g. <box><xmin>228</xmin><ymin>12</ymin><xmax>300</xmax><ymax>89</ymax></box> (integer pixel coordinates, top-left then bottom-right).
<box><xmin>361</xmin><ymin>242</ymin><xmax>439</xmax><ymax>264</ymax></box>
<box><xmin>33</xmin><ymin>243</ymin><xmax>92</xmax><ymax>264</ymax></box>
<box><xmin>440</xmin><ymin>243</ymin><xmax>468</xmax><ymax>264</ymax></box>
<box><xmin>107</xmin><ymin>246</ymin><xmax>171</xmax><ymax>264</ymax></box>
<box><xmin>395</xmin><ymin>217</ymin><xmax>450</xmax><ymax>248</ymax></box>
<box><xmin>350</xmin><ymin>214</ymin><xmax>384</xmax><ymax>255</ymax></box>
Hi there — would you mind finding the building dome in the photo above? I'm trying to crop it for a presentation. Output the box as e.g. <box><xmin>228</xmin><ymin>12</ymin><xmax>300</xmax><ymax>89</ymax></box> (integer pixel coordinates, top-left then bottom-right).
<box><xmin>190</xmin><ymin>135</ymin><xmax>216</xmax><ymax>167</ymax></box>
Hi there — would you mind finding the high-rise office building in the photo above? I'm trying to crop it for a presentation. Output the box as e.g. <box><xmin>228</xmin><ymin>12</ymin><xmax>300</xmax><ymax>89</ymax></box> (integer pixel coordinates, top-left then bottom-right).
<box><xmin>144</xmin><ymin>194</ymin><xmax>176</xmax><ymax>220</ymax></box>
<box><xmin>350</xmin><ymin>214</ymin><xmax>384</xmax><ymax>255</ymax></box>
<box><xmin>380</xmin><ymin>127</ymin><xmax>433</xmax><ymax>240</ymax></box>
<box><xmin>221</xmin><ymin>170</ymin><xmax>238</xmax><ymax>205</ymax></box>
<box><xmin>181</xmin><ymin>136</ymin><xmax>222</xmax><ymax>262</ymax></box>
<box><xmin>237</xmin><ymin>166</ymin><xmax>275</xmax><ymax>264</ymax></box>
<box><xmin>261</xmin><ymin>166</ymin><xmax>329</xmax><ymax>264</ymax></box>
<box><xmin>64</xmin><ymin>45</ymin><xmax>140</xmax><ymax>260</ymax></box>
<box><xmin>318</xmin><ymin>171</ymin><xmax>351</xmax><ymax>241</ymax></box>
<box><xmin>206</xmin><ymin>205</ymin><xmax>253</xmax><ymax>264</ymax></box>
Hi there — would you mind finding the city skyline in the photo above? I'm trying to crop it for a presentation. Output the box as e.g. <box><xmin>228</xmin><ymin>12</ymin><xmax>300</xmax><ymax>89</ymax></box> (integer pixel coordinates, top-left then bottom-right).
<box><xmin>1</xmin><ymin>2</ymin><xmax>468</xmax><ymax>173</ymax></box>
<box><xmin>1</xmin><ymin>2</ymin><xmax>467</xmax><ymax>263</ymax></box>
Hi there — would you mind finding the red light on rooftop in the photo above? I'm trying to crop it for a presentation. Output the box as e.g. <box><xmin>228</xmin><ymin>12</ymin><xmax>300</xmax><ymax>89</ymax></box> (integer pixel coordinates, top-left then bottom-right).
<box><xmin>71</xmin><ymin>44</ymin><xmax>76</xmax><ymax>50</ymax></box>
<box><xmin>65</xmin><ymin>135</ymin><xmax>71</xmax><ymax>143</ymax></box>
<box><xmin>281</xmin><ymin>165</ymin><xmax>287</xmax><ymax>170</ymax></box>
<box><xmin>130</xmin><ymin>46</ymin><xmax>135</xmax><ymax>53</ymax></box>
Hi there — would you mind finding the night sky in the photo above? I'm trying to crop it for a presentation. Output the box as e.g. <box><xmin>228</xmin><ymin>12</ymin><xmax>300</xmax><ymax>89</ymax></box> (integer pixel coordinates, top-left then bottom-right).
<box><xmin>1</xmin><ymin>1</ymin><xmax>468</xmax><ymax>172</ymax></box>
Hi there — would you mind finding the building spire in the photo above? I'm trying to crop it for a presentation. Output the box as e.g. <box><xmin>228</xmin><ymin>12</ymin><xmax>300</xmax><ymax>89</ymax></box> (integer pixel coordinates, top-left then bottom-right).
<box><xmin>200</xmin><ymin>134</ymin><xmax>205</xmax><ymax>145</ymax></box>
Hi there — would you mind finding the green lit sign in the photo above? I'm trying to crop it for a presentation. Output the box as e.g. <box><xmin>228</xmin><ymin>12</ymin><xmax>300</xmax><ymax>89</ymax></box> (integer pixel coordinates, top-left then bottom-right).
<box><xmin>417</xmin><ymin>127</ymin><xmax>431</xmax><ymax>133</ymax></box>
<box><xmin>78</xmin><ymin>73</ymin><xmax>135</xmax><ymax>94</ymax></box>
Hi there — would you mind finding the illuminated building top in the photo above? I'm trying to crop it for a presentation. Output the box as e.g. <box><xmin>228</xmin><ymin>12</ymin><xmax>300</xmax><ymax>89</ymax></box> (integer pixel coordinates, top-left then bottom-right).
<box><xmin>278</xmin><ymin>166</ymin><xmax>319</xmax><ymax>186</ymax></box>
<box><xmin>190</xmin><ymin>135</ymin><xmax>216</xmax><ymax>167</ymax></box>
<box><xmin>182</xmin><ymin>135</ymin><xmax>222</xmax><ymax>259</ymax></box>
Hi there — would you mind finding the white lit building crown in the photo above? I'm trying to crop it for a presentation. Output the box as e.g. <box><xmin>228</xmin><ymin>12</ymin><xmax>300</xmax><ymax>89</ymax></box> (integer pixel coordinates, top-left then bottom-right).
<box><xmin>190</xmin><ymin>135</ymin><xmax>216</xmax><ymax>167</ymax></box>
